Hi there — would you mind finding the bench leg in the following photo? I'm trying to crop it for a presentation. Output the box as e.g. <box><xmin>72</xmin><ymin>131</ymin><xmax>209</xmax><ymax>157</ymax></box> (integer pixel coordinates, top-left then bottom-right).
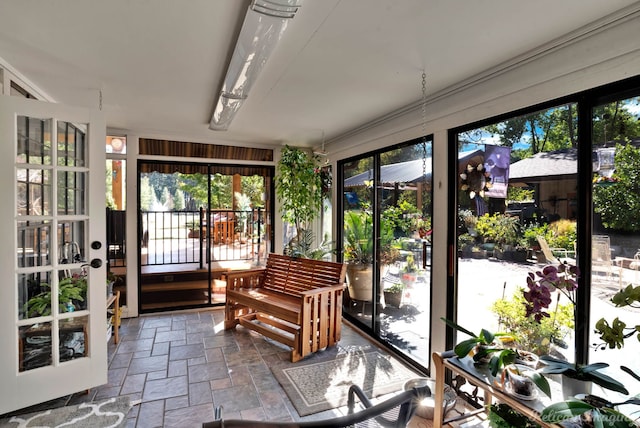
<box><xmin>224</xmin><ymin>302</ymin><xmax>240</xmax><ymax>330</ymax></box>
<box><xmin>291</xmin><ymin>349</ymin><xmax>302</xmax><ymax>363</ymax></box>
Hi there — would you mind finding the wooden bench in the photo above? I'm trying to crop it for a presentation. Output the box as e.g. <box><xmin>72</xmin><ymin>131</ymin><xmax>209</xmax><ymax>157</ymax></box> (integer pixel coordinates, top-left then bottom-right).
<box><xmin>224</xmin><ymin>253</ymin><xmax>347</xmax><ymax>362</ymax></box>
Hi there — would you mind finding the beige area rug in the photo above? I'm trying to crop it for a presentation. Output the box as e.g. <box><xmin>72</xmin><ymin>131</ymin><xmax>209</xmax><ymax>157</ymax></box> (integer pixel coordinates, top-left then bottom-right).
<box><xmin>272</xmin><ymin>350</ymin><xmax>421</xmax><ymax>416</ymax></box>
<box><xmin>0</xmin><ymin>397</ymin><xmax>131</xmax><ymax>428</ymax></box>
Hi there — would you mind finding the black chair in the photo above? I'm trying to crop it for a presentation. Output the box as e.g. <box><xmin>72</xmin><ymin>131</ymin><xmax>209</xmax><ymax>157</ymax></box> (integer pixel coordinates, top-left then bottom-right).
<box><xmin>202</xmin><ymin>385</ymin><xmax>431</xmax><ymax>428</ymax></box>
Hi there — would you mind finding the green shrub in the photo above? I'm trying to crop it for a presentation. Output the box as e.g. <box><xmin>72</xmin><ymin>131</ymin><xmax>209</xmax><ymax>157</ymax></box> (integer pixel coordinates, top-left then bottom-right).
<box><xmin>475</xmin><ymin>213</ymin><xmax>500</xmax><ymax>243</ymax></box>
<box><xmin>491</xmin><ymin>289</ymin><xmax>574</xmax><ymax>355</ymax></box>
<box><xmin>547</xmin><ymin>219</ymin><xmax>577</xmax><ymax>250</ymax></box>
<box><xmin>522</xmin><ymin>223</ymin><xmax>549</xmax><ymax>248</ymax></box>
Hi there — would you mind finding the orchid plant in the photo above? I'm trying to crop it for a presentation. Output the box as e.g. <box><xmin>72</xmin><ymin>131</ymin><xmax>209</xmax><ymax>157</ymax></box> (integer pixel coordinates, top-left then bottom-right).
<box><xmin>522</xmin><ymin>263</ymin><xmax>629</xmax><ymax>395</ymax></box>
<box><xmin>523</xmin><ymin>263</ymin><xmax>579</xmax><ymax>323</ymax></box>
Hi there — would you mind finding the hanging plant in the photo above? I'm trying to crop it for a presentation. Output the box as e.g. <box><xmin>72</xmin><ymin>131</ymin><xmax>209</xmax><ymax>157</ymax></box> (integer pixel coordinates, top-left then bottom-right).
<box><xmin>460</xmin><ymin>163</ymin><xmax>492</xmax><ymax>199</ymax></box>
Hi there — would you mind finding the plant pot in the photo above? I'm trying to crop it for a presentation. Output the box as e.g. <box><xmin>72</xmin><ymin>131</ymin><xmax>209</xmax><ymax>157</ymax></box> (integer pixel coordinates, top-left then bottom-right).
<box><xmin>383</xmin><ymin>291</ymin><xmax>403</xmax><ymax>308</ymax></box>
<box><xmin>403</xmin><ymin>378</ymin><xmax>456</xmax><ymax>420</ymax></box>
<box><xmin>515</xmin><ymin>350</ymin><xmax>539</xmax><ymax>369</ymax></box>
<box><xmin>511</xmin><ymin>250</ymin><xmax>528</xmax><ymax>263</ymax></box>
<box><xmin>562</xmin><ymin>376</ymin><xmax>592</xmax><ymax>399</ymax></box>
<box><xmin>346</xmin><ymin>264</ymin><xmax>373</xmax><ymax>302</ymax></box>
<box><xmin>473</xmin><ymin>344</ymin><xmax>494</xmax><ymax>364</ymax></box>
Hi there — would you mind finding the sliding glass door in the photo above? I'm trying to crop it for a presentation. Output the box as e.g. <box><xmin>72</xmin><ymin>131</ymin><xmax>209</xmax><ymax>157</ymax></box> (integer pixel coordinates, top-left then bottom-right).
<box><xmin>341</xmin><ymin>138</ymin><xmax>433</xmax><ymax>369</ymax></box>
<box><xmin>138</xmin><ymin>161</ymin><xmax>273</xmax><ymax>312</ymax></box>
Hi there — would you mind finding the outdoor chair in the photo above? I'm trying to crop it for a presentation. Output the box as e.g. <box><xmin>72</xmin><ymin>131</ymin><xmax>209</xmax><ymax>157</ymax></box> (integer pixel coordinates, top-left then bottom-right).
<box><xmin>202</xmin><ymin>384</ymin><xmax>431</xmax><ymax>428</ymax></box>
<box><xmin>592</xmin><ymin>235</ymin><xmax>620</xmax><ymax>285</ymax></box>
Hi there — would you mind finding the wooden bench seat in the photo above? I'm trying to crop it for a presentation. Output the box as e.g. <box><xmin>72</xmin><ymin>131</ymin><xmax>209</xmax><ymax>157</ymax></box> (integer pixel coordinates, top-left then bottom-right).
<box><xmin>225</xmin><ymin>253</ymin><xmax>347</xmax><ymax>362</ymax></box>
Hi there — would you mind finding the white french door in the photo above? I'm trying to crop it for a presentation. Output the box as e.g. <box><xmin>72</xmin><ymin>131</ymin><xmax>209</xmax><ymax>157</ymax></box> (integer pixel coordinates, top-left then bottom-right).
<box><xmin>0</xmin><ymin>97</ymin><xmax>107</xmax><ymax>414</ymax></box>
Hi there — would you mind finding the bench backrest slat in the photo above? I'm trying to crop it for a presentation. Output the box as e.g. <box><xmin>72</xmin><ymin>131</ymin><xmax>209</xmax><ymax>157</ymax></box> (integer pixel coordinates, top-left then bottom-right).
<box><xmin>262</xmin><ymin>253</ymin><xmax>346</xmax><ymax>296</ymax></box>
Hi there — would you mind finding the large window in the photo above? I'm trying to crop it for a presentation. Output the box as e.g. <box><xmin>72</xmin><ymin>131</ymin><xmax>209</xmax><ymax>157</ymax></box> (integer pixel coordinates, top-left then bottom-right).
<box><xmin>450</xmin><ymin>79</ymin><xmax>640</xmax><ymax>411</ymax></box>
<box><xmin>340</xmin><ymin>138</ymin><xmax>433</xmax><ymax>369</ymax></box>
<box><xmin>589</xmin><ymin>94</ymin><xmax>640</xmax><ymax>401</ymax></box>
<box><xmin>455</xmin><ymin>103</ymin><xmax>578</xmax><ymax>362</ymax></box>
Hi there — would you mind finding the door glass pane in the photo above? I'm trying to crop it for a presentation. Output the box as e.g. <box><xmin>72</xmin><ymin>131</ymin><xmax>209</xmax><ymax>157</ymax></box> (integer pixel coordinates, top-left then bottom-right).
<box><xmin>343</xmin><ymin>156</ymin><xmax>374</xmax><ymax>328</ymax></box>
<box><xmin>57</xmin><ymin>170</ymin><xmax>86</xmax><ymax>215</ymax></box>
<box><xmin>57</xmin><ymin>121</ymin><xmax>85</xmax><ymax>167</ymax></box>
<box><xmin>58</xmin><ymin>221</ymin><xmax>86</xmax><ymax>264</ymax></box>
<box><xmin>19</xmin><ymin>321</ymin><xmax>52</xmax><ymax>372</ymax></box>
<box><xmin>59</xmin><ymin>316</ymin><xmax>88</xmax><ymax>362</ymax></box>
<box><xmin>17</xmin><ymin>168</ymin><xmax>51</xmax><ymax>216</ymax></box>
<box><xmin>57</xmin><ymin>268</ymin><xmax>88</xmax><ymax>313</ymax></box>
<box><xmin>590</xmin><ymin>96</ymin><xmax>640</xmax><ymax>398</ymax></box>
<box><xmin>17</xmin><ymin>220</ymin><xmax>51</xmax><ymax>268</ymax></box>
<box><xmin>16</xmin><ymin>116</ymin><xmax>51</xmax><ymax>165</ymax></box>
<box><xmin>456</xmin><ymin>103</ymin><xmax>577</xmax><ymax>362</ymax></box>
<box><xmin>378</xmin><ymin>142</ymin><xmax>432</xmax><ymax>367</ymax></box>
<box><xmin>19</xmin><ymin>271</ymin><xmax>53</xmax><ymax>320</ymax></box>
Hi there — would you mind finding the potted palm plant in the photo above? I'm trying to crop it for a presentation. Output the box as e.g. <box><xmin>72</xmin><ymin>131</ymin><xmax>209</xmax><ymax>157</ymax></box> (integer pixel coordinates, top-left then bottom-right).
<box><xmin>344</xmin><ymin>210</ymin><xmax>373</xmax><ymax>301</ymax></box>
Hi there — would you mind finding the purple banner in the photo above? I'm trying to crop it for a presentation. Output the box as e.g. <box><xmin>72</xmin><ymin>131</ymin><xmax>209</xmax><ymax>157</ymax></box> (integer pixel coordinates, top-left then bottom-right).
<box><xmin>484</xmin><ymin>145</ymin><xmax>511</xmax><ymax>198</ymax></box>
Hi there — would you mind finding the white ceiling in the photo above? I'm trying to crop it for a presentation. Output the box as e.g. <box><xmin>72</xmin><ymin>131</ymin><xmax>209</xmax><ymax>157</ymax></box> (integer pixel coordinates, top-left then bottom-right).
<box><xmin>1</xmin><ymin>0</ymin><xmax>638</xmax><ymax>150</ymax></box>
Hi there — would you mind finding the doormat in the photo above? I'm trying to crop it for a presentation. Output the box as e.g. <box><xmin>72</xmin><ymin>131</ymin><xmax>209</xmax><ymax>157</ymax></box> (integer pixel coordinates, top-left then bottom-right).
<box><xmin>0</xmin><ymin>396</ymin><xmax>131</xmax><ymax>428</ymax></box>
<box><xmin>272</xmin><ymin>350</ymin><xmax>420</xmax><ymax>416</ymax></box>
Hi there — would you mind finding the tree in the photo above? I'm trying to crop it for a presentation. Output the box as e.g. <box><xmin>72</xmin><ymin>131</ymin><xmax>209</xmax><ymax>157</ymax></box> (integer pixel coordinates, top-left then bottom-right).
<box><xmin>592</xmin><ymin>98</ymin><xmax>640</xmax><ymax>144</ymax></box>
<box><xmin>593</xmin><ymin>143</ymin><xmax>640</xmax><ymax>232</ymax></box>
<box><xmin>173</xmin><ymin>189</ymin><xmax>185</xmax><ymax>211</ymax></box>
<box><xmin>275</xmin><ymin>146</ymin><xmax>323</xmax><ymax>245</ymax></box>
<box><xmin>139</xmin><ymin>176</ymin><xmax>156</xmax><ymax>211</ymax></box>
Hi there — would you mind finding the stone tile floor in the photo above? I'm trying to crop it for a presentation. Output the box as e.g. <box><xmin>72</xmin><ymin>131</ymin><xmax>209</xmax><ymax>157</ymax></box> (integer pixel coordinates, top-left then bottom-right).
<box><xmin>5</xmin><ymin>308</ymin><xmax>423</xmax><ymax>427</ymax></box>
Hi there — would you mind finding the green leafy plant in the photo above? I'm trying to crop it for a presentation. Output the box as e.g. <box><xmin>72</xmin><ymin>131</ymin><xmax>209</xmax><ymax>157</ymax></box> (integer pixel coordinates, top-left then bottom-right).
<box><xmin>541</xmin><ymin>397</ymin><xmax>639</xmax><ymax>427</ymax></box>
<box><xmin>492</xmin><ymin>289</ymin><xmax>574</xmax><ymax>355</ymax></box>
<box><xmin>441</xmin><ymin>318</ymin><xmax>551</xmax><ymax>396</ymax></box>
<box><xmin>594</xmin><ymin>284</ymin><xmax>640</xmax><ymax>350</ymax></box>
<box><xmin>475</xmin><ymin>213</ymin><xmax>500</xmax><ymax>243</ymax></box>
<box><xmin>275</xmin><ymin>146</ymin><xmax>323</xmax><ymax>247</ymax></box>
<box><xmin>488</xmin><ymin>403</ymin><xmax>541</xmax><ymax>428</ymax></box>
<box><xmin>24</xmin><ymin>275</ymin><xmax>87</xmax><ymax>318</ymax></box>
<box><xmin>441</xmin><ymin>318</ymin><xmax>512</xmax><ymax>370</ymax></box>
<box><xmin>522</xmin><ymin>222</ymin><xmax>549</xmax><ymax>248</ymax></box>
<box><xmin>284</xmin><ymin>229</ymin><xmax>335</xmax><ymax>260</ymax></box>
<box><xmin>344</xmin><ymin>210</ymin><xmax>373</xmax><ymax>265</ymax></box>
<box><xmin>384</xmin><ymin>282</ymin><xmax>404</xmax><ymax>293</ymax></box>
<box><xmin>593</xmin><ymin>143</ymin><xmax>640</xmax><ymax>232</ymax></box>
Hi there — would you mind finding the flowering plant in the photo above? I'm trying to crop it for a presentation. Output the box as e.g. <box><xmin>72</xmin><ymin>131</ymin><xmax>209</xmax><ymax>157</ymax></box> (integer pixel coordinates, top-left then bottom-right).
<box><xmin>523</xmin><ymin>263</ymin><xmax>629</xmax><ymax>395</ymax></box>
<box><xmin>523</xmin><ymin>263</ymin><xmax>579</xmax><ymax>323</ymax></box>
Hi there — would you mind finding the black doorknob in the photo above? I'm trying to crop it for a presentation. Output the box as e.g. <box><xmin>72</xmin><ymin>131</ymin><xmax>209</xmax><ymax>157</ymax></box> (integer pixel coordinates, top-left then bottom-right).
<box><xmin>91</xmin><ymin>241</ymin><xmax>102</xmax><ymax>250</ymax></box>
<box><xmin>90</xmin><ymin>258</ymin><xmax>102</xmax><ymax>268</ymax></box>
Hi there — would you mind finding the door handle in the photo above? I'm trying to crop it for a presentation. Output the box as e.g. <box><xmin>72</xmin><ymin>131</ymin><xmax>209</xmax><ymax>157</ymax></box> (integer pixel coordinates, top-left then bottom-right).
<box><xmin>90</xmin><ymin>258</ymin><xmax>102</xmax><ymax>268</ymax></box>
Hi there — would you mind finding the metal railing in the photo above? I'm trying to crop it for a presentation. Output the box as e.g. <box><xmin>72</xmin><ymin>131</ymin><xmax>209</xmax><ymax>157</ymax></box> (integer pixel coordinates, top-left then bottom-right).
<box><xmin>140</xmin><ymin>208</ymin><xmax>267</xmax><ymax>267</ymax></box>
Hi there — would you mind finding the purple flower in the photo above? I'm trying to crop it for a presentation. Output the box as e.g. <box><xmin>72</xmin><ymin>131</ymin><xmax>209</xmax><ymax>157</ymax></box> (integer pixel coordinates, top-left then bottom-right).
<box><xmin>522</xmin><ymin>262</ymin><xmax>579</xmax><ymax>323</ymax></box>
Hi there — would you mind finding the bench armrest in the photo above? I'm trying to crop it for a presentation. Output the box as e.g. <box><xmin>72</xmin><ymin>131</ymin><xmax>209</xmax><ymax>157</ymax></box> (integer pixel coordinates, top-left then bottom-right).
<box><xmin>299</xmin><ymin>283</ymin><xmax>345</xmax><ymax>296</ymax></box>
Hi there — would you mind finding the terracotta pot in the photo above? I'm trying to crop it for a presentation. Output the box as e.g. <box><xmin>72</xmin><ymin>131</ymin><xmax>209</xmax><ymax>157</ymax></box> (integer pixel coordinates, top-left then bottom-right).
<box><xmin>346</xmin><ymin>264</ymin><xmax>373</xmax><ymax>302</ymax></box>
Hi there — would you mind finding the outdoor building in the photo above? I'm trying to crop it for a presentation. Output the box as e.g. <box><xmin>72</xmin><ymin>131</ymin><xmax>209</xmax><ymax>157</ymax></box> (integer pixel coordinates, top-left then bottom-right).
<box><xmin>1</xmin><ymin>1</ymin><xmax>640</xmax><ymax>426</ymax></box>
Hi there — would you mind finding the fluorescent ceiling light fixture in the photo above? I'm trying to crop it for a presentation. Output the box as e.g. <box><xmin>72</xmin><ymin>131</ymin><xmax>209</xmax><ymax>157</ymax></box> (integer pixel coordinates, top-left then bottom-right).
<box><xmin>210</xmin><ymin>0</ymin><xmax>302</xmax><ymax>131</ymax></box>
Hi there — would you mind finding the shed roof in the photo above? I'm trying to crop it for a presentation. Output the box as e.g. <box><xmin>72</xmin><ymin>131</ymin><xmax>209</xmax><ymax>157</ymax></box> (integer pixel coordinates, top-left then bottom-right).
<box><xmin>509</xmin><ymin>148</ymin><xmax>577</xmax><ymax>182</ymax></box>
